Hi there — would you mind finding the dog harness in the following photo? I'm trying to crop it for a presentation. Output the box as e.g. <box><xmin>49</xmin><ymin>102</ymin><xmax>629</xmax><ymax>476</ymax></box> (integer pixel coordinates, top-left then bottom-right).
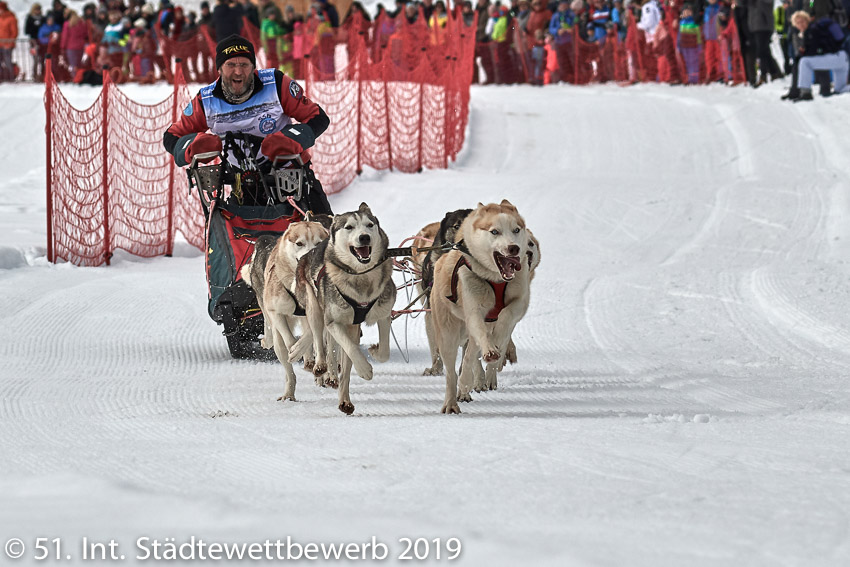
<box><xmin>265</xmin><ymin>260</ymin><xmax>306</xmax><ymax>317</ymax></box>
<box><xmin>446</xmin><ymin>256</ymin><xmax>507</xmax><ymax>323</ymax></box>
<box><xmin>314</xmin><ymin>265</ymin><xmax>379</xmax><ymax>325</ymax></box>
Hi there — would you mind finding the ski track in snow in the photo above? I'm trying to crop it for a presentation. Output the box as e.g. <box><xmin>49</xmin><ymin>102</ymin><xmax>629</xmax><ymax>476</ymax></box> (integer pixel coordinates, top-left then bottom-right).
<box><xmin>2</xmin><ymin>83</ymin><xmax>850</xmax><ymax>565</ymax></box>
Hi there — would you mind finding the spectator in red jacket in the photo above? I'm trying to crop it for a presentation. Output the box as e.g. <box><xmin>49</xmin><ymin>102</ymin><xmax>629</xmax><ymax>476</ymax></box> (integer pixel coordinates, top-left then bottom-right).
<box><xmin>526</xmin><ymin>0</ymin><xmax>553</xmax><ymax>48</ymax></box>
<box><xmin>0</xmin><ymin>1</ymin><xmax>18</xmax><ymax>81</ymax></box>
<box><xmin>61</xmin><ymin>10</ymin><xmax>90</xmax><ymax>77</ymax></box>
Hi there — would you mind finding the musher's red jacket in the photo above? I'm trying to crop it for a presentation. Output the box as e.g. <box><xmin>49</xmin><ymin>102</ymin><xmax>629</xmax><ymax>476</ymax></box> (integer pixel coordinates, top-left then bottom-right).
<box><xmin>162</xmin><ymin>69</ymin><xmax>330</xmax><ymax>164</ymax></box>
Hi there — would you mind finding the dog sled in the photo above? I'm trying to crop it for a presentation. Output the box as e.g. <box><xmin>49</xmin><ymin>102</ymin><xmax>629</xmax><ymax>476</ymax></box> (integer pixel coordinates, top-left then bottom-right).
<box><xmin>187</xmin><ymin>131</ymin><xmax>320</xmax><ymax>360</ymax></box>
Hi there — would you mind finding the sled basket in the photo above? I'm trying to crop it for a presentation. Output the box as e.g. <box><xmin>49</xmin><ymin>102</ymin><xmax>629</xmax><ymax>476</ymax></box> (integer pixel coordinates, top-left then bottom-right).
<box><xmin>205</xmin><ymin>199</ymin><xmax>301</xmax><ymax>359</ymax></box>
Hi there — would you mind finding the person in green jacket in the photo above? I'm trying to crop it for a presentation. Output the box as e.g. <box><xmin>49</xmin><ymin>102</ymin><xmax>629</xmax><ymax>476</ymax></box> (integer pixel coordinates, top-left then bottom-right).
<box><xmin>260</xmin><ymin>5</ymin><xmax>293</xmax><ymax>74</ymax></box>
<box><xmin>775</xmin><ymin>0</ymin><xmax>793</xmax><ymax>73</ymax></box>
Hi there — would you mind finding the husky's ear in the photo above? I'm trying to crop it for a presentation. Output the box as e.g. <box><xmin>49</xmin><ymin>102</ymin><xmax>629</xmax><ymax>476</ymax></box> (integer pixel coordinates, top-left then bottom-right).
<box><xmin>477</xmin><ymin>202</ymin><xmax>485</xmax><ymax>208</ymax></box>
<box><xmin>358</xmin><ymin>202</ymin><xmax>372</xmax><ymax>214</ymax></box>
<box><xmin>500</xmin><ymin>199</ymin><xmax>516</xmax><ymax>210</ymax></box>
<box><xmin>304</xmin><ymin>211</ymin><xmax>313</xmax><ymax>222</ymax></box>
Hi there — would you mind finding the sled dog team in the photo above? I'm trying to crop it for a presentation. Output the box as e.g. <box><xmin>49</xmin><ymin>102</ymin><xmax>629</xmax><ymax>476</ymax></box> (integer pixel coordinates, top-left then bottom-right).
<box><xmin>242</xmin><ymin>200</ymin><xmax>540</xmax><ymax>415</ymax></box>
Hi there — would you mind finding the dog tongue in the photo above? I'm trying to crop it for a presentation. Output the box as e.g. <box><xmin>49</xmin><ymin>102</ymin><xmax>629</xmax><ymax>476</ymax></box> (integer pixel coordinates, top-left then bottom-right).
<box><xmin>501</xmin><ymin>256</ymin><xmax>522</xmax><ymax>278</ymax></box>
<box><xmin>354</xmin><ymin>246</ymin><xmax>370</xmax><ymax>259</ymax></box>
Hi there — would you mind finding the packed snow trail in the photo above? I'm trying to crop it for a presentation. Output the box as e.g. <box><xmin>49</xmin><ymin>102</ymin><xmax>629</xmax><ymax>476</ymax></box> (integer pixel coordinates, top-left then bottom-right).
<box><xmin>1</xmin><ymin>82</ymin><xmax>850</xmax><ymax>566</ymax></box>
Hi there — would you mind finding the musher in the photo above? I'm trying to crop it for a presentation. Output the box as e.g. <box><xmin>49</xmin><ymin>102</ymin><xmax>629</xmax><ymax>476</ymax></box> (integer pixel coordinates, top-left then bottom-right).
<box><xmin>162</xmin><ymin>34</ymin><xmax>333</xmax><ymax>214</ymax></box>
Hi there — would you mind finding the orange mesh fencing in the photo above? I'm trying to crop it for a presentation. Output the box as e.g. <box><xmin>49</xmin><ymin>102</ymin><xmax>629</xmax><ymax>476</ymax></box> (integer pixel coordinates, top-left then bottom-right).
<box><xmin>44</xmin><ymin>11</ymin><xmax>475</xmax><ymax>266</ymax></box>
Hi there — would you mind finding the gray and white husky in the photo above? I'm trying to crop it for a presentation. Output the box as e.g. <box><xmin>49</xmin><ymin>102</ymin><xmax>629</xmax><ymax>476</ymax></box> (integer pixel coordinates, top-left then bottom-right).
<box><xmin>290</xmin><ymin>203</ymin><xmax>397</xmax><ymax>415</ymax></box>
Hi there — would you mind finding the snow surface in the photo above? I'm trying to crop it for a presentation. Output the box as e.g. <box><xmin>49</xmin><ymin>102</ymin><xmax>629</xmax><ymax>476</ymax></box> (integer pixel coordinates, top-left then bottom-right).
<box><xmin>3</xmin><ymin>80</ymin><xmax>850</xmax><ymax>566</ymax></box>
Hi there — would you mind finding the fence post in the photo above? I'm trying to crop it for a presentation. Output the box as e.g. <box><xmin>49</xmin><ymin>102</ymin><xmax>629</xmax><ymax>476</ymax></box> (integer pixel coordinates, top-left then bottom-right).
<box><xmin>417</xmin><ymin>50</ymin><xmax>425</xmax><ymax>173</ymax></box>
<box><xmin>166</xmin><ymin>60</ymin><xmax>182</xmax><ymax>257</ymax></box>
<box><xmin>44</xmin><ymin>55</ymin><xmax>54</xmax><ymax>263</ymax></box>
<box><xmin>383</xmin><ymin>58</ymin><xmax>393</xmax><ymax>172</ymax></box>
<box><xmin>574</xmin><ymin>28</ymin><xmax>579</xmax><ymax>85</ymax></box>
<box><xmin>102</xmin><ymin>66</ymin><xmax>111</xmax><ymax>266</ymax></box>
<box><xmin>443</xmin><ymin>56</ymin><xmax>451</xmax><ymax>170</ymax></box>
<box><xmin>356</xmin><ymin>33</ymin><xmax>363</xmax><ymax>175</ymax></box>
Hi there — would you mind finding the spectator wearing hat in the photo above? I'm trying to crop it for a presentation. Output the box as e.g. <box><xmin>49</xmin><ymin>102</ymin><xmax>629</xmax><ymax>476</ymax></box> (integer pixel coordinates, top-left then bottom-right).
<box><xmin>38</xmin><ymin>13</ymin><xmax>61</xmax><ymax>44</ymax></box>
<box><xmin>130</xmin><ymin>16</ymin><xmax>155</xmax><ymax>77</ymax></box>
<box><xmin>677</xmin><ymin>3</ymin><xmax>702</xmax><ymax>83</ymax></box>
<box><xmin>162</xmin><ymin>34</ymin><xmax>333</xmax><ymax>214</ymax></box>
<box><xmin>199</xmin><ymin>1</ymin><xmax>213</xmax><ymax>31</ymax></box>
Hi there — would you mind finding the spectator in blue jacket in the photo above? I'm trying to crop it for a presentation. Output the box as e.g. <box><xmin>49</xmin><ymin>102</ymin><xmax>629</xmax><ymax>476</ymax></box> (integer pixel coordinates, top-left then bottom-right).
<box><xmin>588</xmin><ymin>0</ymin><xmax>611</xmax><ymax>44</ymax></box>
<box><xmin>38</xmin><ymin>13</ymin><xmax>61</xmax><ymax>46</ymax></box>
<box><xmin>549</xmin><ymin>0</ymin><xmax>575</xmax><ymax>81</ymax></box>
<box><xmin>549</xmin><ymin>0</ymin><xmax>575</xmax><ymax>41</ymax></box>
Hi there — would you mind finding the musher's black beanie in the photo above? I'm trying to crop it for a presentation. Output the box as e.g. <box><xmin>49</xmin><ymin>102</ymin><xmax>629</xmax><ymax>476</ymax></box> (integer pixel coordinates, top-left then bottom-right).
<box><xmin>215</xmin><ymin>34</ymin><xmax>256</xmax><ymax>69</ymax></box>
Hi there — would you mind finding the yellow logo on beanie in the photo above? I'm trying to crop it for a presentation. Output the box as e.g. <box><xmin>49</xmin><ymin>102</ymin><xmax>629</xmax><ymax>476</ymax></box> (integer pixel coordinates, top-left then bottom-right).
<box><xmin>222</xmin><ymin>45</ymin><xmax>249</xmax><ymax>54</ymax></box>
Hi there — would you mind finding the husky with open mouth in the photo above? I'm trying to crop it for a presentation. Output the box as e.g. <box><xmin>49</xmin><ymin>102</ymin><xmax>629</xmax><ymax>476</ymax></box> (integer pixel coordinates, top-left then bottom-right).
<box><xmin>290</xmin><ymin>203</ymin><xmax>396</xmax><ymax>415</ymax></box>
<box><xmin>429</xmin><ymin>200</ymin><xmax>532</xmax><ymax>414</ymax></box>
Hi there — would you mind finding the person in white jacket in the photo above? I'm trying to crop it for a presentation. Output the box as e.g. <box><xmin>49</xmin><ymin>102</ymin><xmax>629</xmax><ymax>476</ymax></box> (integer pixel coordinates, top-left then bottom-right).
<box><xmin>637</xmin><ymin>0</ymin><xmax>662</xmax><ymax>41</ymax></box>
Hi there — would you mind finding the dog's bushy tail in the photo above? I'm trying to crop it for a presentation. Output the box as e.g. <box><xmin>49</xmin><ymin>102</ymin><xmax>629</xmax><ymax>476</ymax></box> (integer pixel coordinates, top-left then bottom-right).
<box><xmin>240</xmin><ymin>262</ymin><xmax>254</xmax><ymax>288</ymax></box>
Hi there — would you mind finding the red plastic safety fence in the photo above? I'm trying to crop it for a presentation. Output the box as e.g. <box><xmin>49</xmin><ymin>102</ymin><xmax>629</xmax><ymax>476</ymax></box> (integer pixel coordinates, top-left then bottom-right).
<box><xmin>44</xmin><ymin>11</ymin><xmax>475</xmax><ymax>267</ymax></box>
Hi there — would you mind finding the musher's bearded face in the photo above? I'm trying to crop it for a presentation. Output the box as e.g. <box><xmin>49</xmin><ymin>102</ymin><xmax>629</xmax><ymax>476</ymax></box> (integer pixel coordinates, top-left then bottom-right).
<box><xmin>220</xmin><ymin>56</ymin><xmax>254</xmax><ymax>97</ymax></box>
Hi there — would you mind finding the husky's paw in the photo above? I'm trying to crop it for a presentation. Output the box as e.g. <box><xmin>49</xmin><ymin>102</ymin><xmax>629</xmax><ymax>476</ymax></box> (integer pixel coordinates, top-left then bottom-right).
<box><xmin>312</xmin><ymin>362</ymin><xmax>328</xmax><ymax>377</ymax></box>
<box><xmin>338</xmin><ymin>401</ymin><xmax>355</xmax><ymax>415</ymax></box>
<box><xmin>315</xmin><ymin>374</ymin><xmax>339</xmax><ymax>389</ymax></box>
<box><xmin>368</xmin><ymin>344</ymin><xmax>389</xmax><ymax>363</ymax></box>
<box><xmin>276</xmin><ymin>394</ymin><xmax>296</xmax><ymax>402</ymax></box>
<box><xmin>483</xmin><ymin>349</ymin><xmax>500</xmax><ymax>363</ymax></box>
<box><xmin>422</xmin><ymin>366</ymin><xmax>443</xmax><ymax>376</ymax></box>
<box><xmin>473</xmin><ymin>379</ymin><xmax>486</xmax><ymax>393</ymax></box>
<box><xmin>261</xmin><ymin>336</ymin><xmax>273</xmax><ymax>349</ymax></box>
<box><xmin>441</xmin><ymin>401</ymin><xmax>461</xmax><ymax>414</ymax></box>
<box><xmin>458</xmin><ymin>391</ymin><xmax>473</xmax><ymax>403</ymax></box>
<box><xmin>484</xmin><ymin>375</ymin><xmax>498</xmax><ymax>391</ymax></box>
<box><xmin>505</xmin><ymin>342</ymin><xmax>517</xmax><ymax>365</ymax></box>
<box><xmin>304</xmin><ymin>358</ymin><xmax>315</xmax><ymax>371</ymax></box>
<box><xmin>355</xmin><ymin>362</ymin><xmax>373</xmax><ymax>381</ymax></box>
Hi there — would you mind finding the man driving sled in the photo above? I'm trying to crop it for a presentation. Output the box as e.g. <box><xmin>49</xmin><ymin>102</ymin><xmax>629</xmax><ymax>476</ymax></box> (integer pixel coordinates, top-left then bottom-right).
<box><xmin>162</xmin><ymin>34</ymin><xmax>333</xmax><ymax>214</ymax></box>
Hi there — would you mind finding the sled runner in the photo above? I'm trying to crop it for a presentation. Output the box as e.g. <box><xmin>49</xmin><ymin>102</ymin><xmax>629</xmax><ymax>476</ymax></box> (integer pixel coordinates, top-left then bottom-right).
<box><xmin>187</xmin><ymin>131</ymin><xmax>317</xmax><ymax>360</ymax></box>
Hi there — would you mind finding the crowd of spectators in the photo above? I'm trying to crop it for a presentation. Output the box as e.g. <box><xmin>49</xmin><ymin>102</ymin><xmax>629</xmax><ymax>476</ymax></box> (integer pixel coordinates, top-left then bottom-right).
<box><xmin>0</xmin><ymin>0</ymin><xmax>847</xmax><ymax>94</ymax></box>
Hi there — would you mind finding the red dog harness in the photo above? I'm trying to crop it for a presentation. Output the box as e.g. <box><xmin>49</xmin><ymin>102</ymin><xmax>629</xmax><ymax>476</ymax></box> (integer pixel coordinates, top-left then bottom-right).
<box><xmin>446</xmin><ymin>256</ymin><xmax>507</xmax><ymax>322</ymax></box>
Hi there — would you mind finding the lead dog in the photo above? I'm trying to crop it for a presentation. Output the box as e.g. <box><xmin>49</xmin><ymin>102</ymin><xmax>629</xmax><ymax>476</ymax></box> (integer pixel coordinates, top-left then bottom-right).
<box><xmin>430</xmin><ymin>200</ymin><xmax>531</xmax><ymax>414</ymax></box>
<box><xmin>242</xmin><ymin>220</ymin><xmax>329</xmax><ymax>401</ymax></box>
<box><xmin>291</xmin><ymin>203</ymin><xmax>397</xmax><ymax>415</ymax></box>
<box><xmin>478</xmin><ymin>228</ymin><xmax>541</xmax><ymax>389</ymax></box>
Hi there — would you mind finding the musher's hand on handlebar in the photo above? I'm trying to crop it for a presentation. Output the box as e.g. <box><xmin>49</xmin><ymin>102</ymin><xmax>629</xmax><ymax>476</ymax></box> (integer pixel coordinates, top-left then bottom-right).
<box><xmin>173</xmin><ymin>132</ymin><xmax>223</xmax><ymax>167</ymax></box>
<box><xmin>260</xmin><ymin>125</ymin><xmax>315</xmax><ymax>161</ymax></box>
